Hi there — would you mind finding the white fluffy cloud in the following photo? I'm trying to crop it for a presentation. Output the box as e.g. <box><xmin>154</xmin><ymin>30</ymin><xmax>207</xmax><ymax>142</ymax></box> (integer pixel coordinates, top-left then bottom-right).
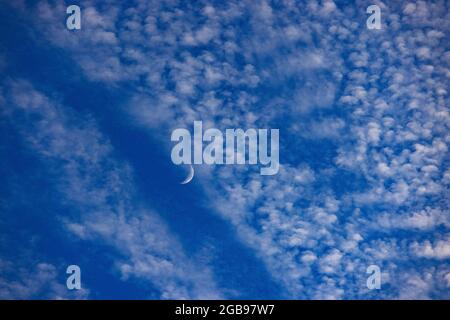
<box><xmin>5</xmin><ymin>0</ymin><xmax>450</xmax><ymax>299</ymax></box>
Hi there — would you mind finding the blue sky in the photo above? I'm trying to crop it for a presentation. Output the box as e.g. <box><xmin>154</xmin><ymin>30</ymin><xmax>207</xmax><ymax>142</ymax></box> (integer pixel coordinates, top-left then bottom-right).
<box><xmin>0</xmin><ymin>0</ymin><xmax>449</xmax><ymax>299</ymax></box>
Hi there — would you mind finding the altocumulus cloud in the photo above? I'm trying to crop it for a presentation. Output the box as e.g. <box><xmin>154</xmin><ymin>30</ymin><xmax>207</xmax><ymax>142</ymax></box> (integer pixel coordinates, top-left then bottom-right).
<box><xmin>1</xmin><ymin>0</ymin><xmax>449</xmax><ymax>299</ymax></box>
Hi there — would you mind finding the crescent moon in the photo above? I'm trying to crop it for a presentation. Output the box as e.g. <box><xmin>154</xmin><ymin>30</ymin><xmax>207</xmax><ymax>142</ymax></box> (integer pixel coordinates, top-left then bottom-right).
<box><xmin>180</xmin><ymin>165</ymin><xmax>194</xmax><ymax>184</ymax></box>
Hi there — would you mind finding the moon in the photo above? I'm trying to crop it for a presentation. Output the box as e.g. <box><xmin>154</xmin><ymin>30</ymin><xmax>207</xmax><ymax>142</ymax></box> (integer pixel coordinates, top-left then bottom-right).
<box><xmin>180</xmin><ymin>165</ymin><xmax>194</xmax><ymax>184</ymax></box>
